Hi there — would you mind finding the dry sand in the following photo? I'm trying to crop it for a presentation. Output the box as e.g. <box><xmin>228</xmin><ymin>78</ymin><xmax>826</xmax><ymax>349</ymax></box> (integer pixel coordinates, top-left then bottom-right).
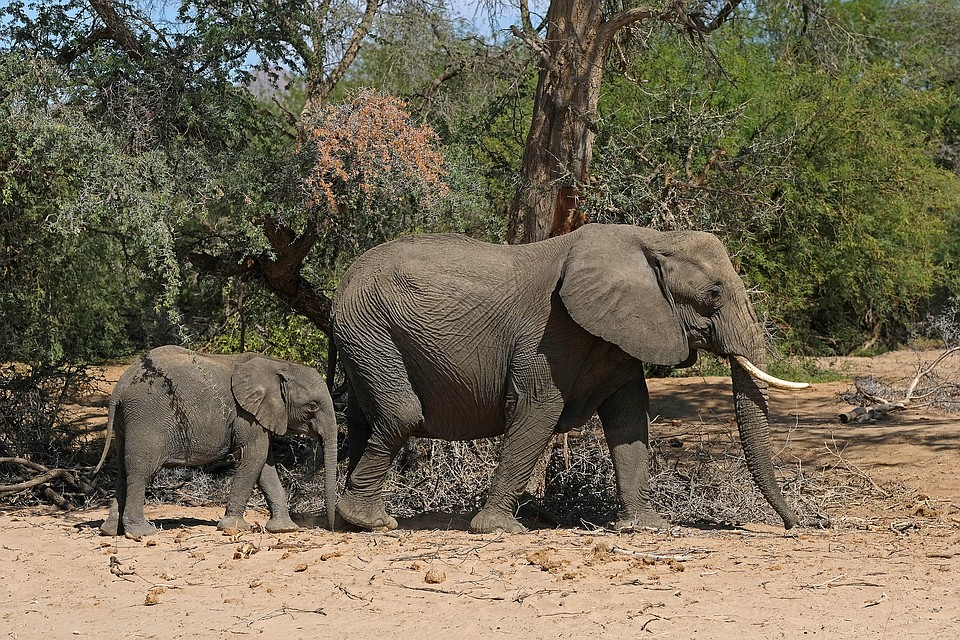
<box><xmin>1</xmin><ymin>350</ymin><xmax>958</xmax><ymax>638</ymax></box>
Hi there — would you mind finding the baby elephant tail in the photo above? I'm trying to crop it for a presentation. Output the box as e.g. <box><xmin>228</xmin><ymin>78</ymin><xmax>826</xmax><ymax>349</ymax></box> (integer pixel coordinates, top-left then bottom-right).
<box><xmin>92</xmin><ymin>397</ymin><xmax>117</xmax><ymax>474</ymax></box>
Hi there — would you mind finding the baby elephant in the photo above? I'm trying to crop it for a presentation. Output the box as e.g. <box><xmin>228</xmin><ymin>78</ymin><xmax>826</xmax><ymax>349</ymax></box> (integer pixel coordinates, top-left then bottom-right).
<box><xmin>95</xmin><ymin>345</ymin><xmax>337</xmax><ymax>539</ymax></box>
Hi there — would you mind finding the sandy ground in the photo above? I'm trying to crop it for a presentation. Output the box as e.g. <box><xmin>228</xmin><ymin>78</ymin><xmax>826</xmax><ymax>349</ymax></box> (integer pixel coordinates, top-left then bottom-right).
<box><xmin>1</xmin><ymin>351</ymin><xmax>958</xmax><ymax>639</ymax></box>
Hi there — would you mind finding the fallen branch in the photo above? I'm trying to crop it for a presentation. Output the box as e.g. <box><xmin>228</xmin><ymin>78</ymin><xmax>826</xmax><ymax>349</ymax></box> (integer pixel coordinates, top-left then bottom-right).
<box><xmin>248</xmin><ymin>607</ymin><xmax>326</xmax><ymax>626</ymax></box>
<box><xmin>838</xmin><ymin>347</ymin><xmax>960</xmax><ymax>423</ymax></box>
<box><xmin>334</xmin><ymin>584</ymin><xmax>370</xmax><ymax>602</ymax></box>
<box><xmin>824</xmin><ymin>436</ymin><xmax>891</xmax><ymax>498</ymax></box>
<box><xmin>611</xmin><ymin>546</ymin><xmax>702</xmax><ymax>562</ymax></box>
<box><xmin>382</xmin><ymin>578</ymin><xmax>506</xmax><ymax>601</ymax></box>
<box><xmin>43</xmin><ymin>486</ymin><xmax>73</xmax><ymax>510</ymax></box>
<box><xmin>0</xmin><ymin>457</ymin><xmax>81</xmax><ymax>495</ymax></box>
<box><xmin>838</xmin><ymin>402</ymin><xmax>905</xmax><ymax>424</ymax></box>
<box><xmin>802</xmin><ymin>574</ymin><xmax>846</xmax><ymax>589</ymax></box>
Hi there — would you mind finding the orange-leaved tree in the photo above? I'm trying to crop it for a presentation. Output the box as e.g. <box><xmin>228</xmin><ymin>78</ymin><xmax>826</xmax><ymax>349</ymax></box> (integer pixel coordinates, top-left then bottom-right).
<box><xmin>191</xmin><ymin>89</ymin><xmax>448</xmax><ymax>332</ymax></box>
<box><xmin>303</xmin><ymin>89</ymin><xmax>447</xmax><ymax>239</ymax></box>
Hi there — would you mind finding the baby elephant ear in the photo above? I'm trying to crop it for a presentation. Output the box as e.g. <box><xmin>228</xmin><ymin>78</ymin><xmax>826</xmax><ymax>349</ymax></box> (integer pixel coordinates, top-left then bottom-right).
<box><xmin>558</xmin><ymin>226</ymin><xmax>689</xmax><ymax>366</ymax></box>
<box><xmin>232</xmin><ymin>358</ymin><xmax>288</xmax><ymax>435</ymax></box>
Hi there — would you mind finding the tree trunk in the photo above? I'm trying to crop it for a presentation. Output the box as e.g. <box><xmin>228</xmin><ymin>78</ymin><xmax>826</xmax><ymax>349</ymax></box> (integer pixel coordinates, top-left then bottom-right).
<box><xmin>506</xmin><ymin>0</ymin><xmax>608</xmax><ymax>244</ymax></box>
<box><xmin>506</xmin><ymin>1</ymin><xmax>741</xmax><ymax>244</ymax></box>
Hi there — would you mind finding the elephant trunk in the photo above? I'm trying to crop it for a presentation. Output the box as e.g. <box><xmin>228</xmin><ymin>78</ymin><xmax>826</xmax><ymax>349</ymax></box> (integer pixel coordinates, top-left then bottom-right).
<box><xmin>322</xmin><ymin>421</ymin><xmax>338</xmax><ymax>530</ymax></box>
<box><xmin>730</xmin><ymin>358</ymin><xmax>800</xmax><ymax>529</ymax></box>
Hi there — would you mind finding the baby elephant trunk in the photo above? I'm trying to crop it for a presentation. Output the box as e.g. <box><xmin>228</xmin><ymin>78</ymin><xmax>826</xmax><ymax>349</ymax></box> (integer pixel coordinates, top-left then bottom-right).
<box><xmin>317</xmin><ymin>417</ymin><xmax>338</xmax><ymax>530</ymax></box>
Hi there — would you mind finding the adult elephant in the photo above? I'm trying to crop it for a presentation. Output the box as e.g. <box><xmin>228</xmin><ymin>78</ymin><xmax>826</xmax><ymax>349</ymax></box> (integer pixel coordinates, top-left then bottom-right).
<box><xmin>95</xmin><ymin>346</ymin><xmax>337</xmax><ymax>539</ymax></box>
<box><xmin>331</xmin><ymin>225</ymin><xmax>808</xmax><ymax>534</ymax></box>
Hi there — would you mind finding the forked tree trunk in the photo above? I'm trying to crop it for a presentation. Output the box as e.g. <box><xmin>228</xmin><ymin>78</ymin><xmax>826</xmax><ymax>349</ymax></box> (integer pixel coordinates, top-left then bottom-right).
<box><xmin>506</xmin><ymin>0</ymin><xmax>611</xmax><ymax>244</ymax></box>
<box><xmin>506</xmin><ymin>0</ymin><xmax>741</xmax><ymax>244</ymax></box>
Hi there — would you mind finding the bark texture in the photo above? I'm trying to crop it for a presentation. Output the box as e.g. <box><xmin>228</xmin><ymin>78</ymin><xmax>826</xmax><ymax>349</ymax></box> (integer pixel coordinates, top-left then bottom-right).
<box><xmin>506</xmin><ymin>0</ymin><xmax>742</xmax><ymax>244</ymax></box>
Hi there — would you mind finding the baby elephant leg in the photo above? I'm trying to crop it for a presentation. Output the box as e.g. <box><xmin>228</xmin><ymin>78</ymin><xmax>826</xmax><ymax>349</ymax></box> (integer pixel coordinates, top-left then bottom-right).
<box><xmin>100</xmin><ymin>453</ymin><xmax>127</xmax><ymax>537</ymax></box>
<box><xmin>218</xmin><ymin>439</ymin><xmax>270</xmax><ymax>534</ymax></box>
<box><xmin>258</xmin><ymin>450</ymin><xmax>298</xmax><ymax>533</ymax></box>
<box><xmin>119</xmin><ymin>465</ymin><xmax>159</xmax><ymax>539</ymax></box>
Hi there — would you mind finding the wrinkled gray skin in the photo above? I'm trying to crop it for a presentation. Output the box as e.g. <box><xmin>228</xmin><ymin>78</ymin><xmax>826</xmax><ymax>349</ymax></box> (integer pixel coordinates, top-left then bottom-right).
<box><xmin>332</xmin><ymin>225</ymin><xmax>801</xmax><ymax>534</ymax></box>
<box><xmin>96</xmin><ymin>346</ymin><xmax>337</xmax><ymax>539</ymax></box>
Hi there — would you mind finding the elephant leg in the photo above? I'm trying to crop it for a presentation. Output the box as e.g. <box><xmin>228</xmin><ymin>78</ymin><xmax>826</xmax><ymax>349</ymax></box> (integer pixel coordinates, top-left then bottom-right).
<box><xmin>598</xmin><ymin>376</ymin><xmax>669</xmax><ymax>531</ymax></box>
<box><xmin>100</xmin><ymin>453</ymin><xmax>125</xmax><ymax>536</ymax></box>
<box><xmin>338</xmin><ymin>419</ymin><xmax>415</xmax><ymax>530</ymax></box>
<box><xmin>218</xmin><ymin>438</ymin><xmax>269</xmax><ymax>534</ymax></box>
<box><xmin>258</xmin><ymin>448</ymin><xmax>298</xmax><ymax>533</ymax></box>
<box><xmin>345</xmin><ymin>392</ymin><xmax>371</xmax><ymax>478</ymax></box>
<box><xmin>119</xmin><ymin>453</ymin><xmax>160</xmax><ymax>539</ymax></box>
<box><xmin>101</xmin><ymin>497</ymin><xmax>121</xmax><ymax>537</ymax></box>
<box><xmin>470</xmin><ymin>398</ymin><xmax>561</xmax><ymax>534</ymax></box>
<box><xmin>337</xmin><ymin>354</ymin><xmax>423</xmax><ymax>531</ymax></box>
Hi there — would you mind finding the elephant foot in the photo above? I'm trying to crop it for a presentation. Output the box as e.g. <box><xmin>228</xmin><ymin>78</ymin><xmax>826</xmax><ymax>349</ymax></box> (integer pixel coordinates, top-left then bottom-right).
<box><xmin>470</xmin><ymin>507</ymin><xmax>527</xmax><ymax>534</ymax></box>
<box><xmin>217</xmin><ymin>514</ymin><xmax>251</xmax><ymax>535</ymax></box>
<box><xmin>336</xmin><ymin>492</ymin><xmax>397</xmax><ymax>531</ymax></box>
<box><xmin>122</xmin><ymin>519</ymin><xmax>159</xmax><ymax>540</ymax></box>
<box><xmin>613</xmin><ymin>509</ymin><xmax>670</xmax><ymax>532</ymax></box>
<box><xmin>100</xmin><ymin>517</ymin><xmax>120</xmax><ymax>537</ymax></box>
<box><xmin>265</xmin><ymin>516</ymin><xmax>299</xmax><ymax>533</ymax></box>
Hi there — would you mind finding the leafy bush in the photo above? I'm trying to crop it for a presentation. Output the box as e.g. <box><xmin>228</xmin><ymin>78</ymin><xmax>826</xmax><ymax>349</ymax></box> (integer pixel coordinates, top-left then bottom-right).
<box><xmin>589</xmin><ymin>9</ymin><xmax>960</xmax><ymax>355</ymax></box>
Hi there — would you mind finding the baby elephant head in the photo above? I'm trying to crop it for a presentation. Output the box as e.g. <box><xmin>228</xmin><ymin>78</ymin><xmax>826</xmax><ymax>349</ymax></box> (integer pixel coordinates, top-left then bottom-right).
<box><xmin>231</xmin><ymin>356</ymin><xmax>338</xmax><ymax>529</ymax></box>
<box><xmin>231</xmin><ymin>357</ymin><xmax>332</xmax><ymax>438</ymax></box>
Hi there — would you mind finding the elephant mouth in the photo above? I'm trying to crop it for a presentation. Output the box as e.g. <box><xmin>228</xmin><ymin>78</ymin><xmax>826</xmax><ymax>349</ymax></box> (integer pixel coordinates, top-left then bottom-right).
<box><xmin>731</xmin><ymin>355</ymin><xmax>809</xmax><ymax>390</ymax></box>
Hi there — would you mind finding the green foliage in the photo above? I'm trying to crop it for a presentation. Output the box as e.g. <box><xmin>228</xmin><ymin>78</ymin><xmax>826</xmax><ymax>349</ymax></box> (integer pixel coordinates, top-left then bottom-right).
<box><xmin>590</xmin><ymin>3</ymin><xmax>960</xmax><ymax>354</ymax></box>
<box><xmin>768</xmin><ymin>358</ymin><xmax>846</xmax><ymax>384</ymax></box>
<box><xmin>202</xmin><ymin>283</ymin><xmax>330</xmax><ymax>366</ymax></box>
<box><xmin>0</xmin><ymin>55</ymin><xmax>174</xmax><ymax>363</ymax></box>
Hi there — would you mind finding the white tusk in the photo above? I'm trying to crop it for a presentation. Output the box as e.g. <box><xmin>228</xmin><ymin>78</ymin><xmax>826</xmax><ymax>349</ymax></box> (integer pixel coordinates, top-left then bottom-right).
<box><xmin>731</xmin><ymin>355</ymin><xmax>810</xmax><ymax>390</ymax></box>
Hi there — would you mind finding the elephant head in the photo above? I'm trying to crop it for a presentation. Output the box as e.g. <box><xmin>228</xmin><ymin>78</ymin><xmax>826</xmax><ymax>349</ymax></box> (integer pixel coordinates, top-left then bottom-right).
<box><xmin>233</xmin><ymin>357</ymin><xmax>338</xmax><ymax>530</ymax></box>
<box><xmin>559</xmin><ymin>225</ymin><xmax>805</xmax><ymax>528</ymax></box>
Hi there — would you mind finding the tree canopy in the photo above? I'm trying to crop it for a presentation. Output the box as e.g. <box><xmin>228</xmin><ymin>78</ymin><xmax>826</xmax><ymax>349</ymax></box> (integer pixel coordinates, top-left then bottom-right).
<box><xmin>1</xmin><ymin>0</ymin><xmax>959</xmax><ymax>366</ymax></box>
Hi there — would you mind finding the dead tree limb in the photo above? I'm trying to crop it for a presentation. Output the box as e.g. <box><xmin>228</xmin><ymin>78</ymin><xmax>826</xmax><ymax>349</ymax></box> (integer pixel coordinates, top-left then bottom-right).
<box><xmin>838</xmin><ymin>347</ymin><xmax>960</xmax><ymax>423</ymax></box>
<box><xmin>0</xmin><ymin>457</ymin><xmax>83</xmax><ymax>495</ymax></box>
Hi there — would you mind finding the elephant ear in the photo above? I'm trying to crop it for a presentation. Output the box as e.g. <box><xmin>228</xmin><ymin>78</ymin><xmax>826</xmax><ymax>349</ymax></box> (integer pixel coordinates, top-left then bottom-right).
<box><xmin>232</xmin><ymin>358</ymin><xmax>288</xmax><ymax>435</ymax></box>
<box><xmin>558</xmin><ymin>227</ymin><xmax>690</xmax><ymax>366</ymax></box>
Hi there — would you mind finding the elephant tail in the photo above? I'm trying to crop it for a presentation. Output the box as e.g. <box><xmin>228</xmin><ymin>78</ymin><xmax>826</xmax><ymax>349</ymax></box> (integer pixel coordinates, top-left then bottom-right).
<box><xmin>325</xmin><ymin>325</ymin><xmax>338</xmax><ymax>395</ymax></box>
<box><xmin>92</xmin><ymin>396</ymin><xmax>118</xmax><ymax>474</ymax></box>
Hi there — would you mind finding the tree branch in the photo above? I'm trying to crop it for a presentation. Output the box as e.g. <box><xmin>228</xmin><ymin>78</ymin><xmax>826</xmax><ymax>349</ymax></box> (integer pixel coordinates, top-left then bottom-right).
<box><xmin>519</xmin><ymin>0</ymin><xmax>538</xmax><ymax>36</ymax></box>
<box><xmin>597</xmin><ymin>6</ymin><xmax>658</xmax><ymax>45</ymax></box>
<box><xmin>87</xmin><ymin>0</ymin><xmax>146</xmax><ymax>61</ymax></box>
<box><xmin>189</xmin><ymin>218</ymin><xmax>333</xmax><ymax>332</ymax></box>
<box><xmin>838</xmin><ymin>347</ymin><xmax>960</xmax><ymax>422</ymax></box>
<box><xmin>706</xmin><ymin>1</ymin><xmax>743</xmax><ymax>32</ymax></box>
<box><xmin>312</xmin><ymin>0</ymin><xmax>381</xmax><ymax>108</ymax></box>
<box><xmin>0</xmin><ymin>458</ymin><xmax>82</xmax><ymax>495</ymax></box>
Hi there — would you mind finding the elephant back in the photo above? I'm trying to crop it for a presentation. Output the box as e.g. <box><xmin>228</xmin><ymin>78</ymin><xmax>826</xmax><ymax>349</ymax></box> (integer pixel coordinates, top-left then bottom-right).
<box><xmin>122</xmin><ymin>346</ymin><xmax>239</xmax><ymax>426</ymax></box>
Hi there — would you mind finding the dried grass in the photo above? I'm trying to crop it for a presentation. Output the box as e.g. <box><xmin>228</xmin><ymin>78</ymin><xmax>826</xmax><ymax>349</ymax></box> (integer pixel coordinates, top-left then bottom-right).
<box><xmin>2</xmin><ymin>391</ymin><xmax>912</xmax><ymax>532</ymax></box>
<box><xmin>282</xmin><ymin>416</ymin><xmax>909</xmax><ymax>529</ymax></box>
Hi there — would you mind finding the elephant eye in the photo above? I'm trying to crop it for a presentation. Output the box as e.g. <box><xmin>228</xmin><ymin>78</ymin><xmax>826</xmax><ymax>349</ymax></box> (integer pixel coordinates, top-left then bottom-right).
<box><xmin>702</xmin><ymin>285</ymin><xmax>723</xmax><ymax>308</ymax></box>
